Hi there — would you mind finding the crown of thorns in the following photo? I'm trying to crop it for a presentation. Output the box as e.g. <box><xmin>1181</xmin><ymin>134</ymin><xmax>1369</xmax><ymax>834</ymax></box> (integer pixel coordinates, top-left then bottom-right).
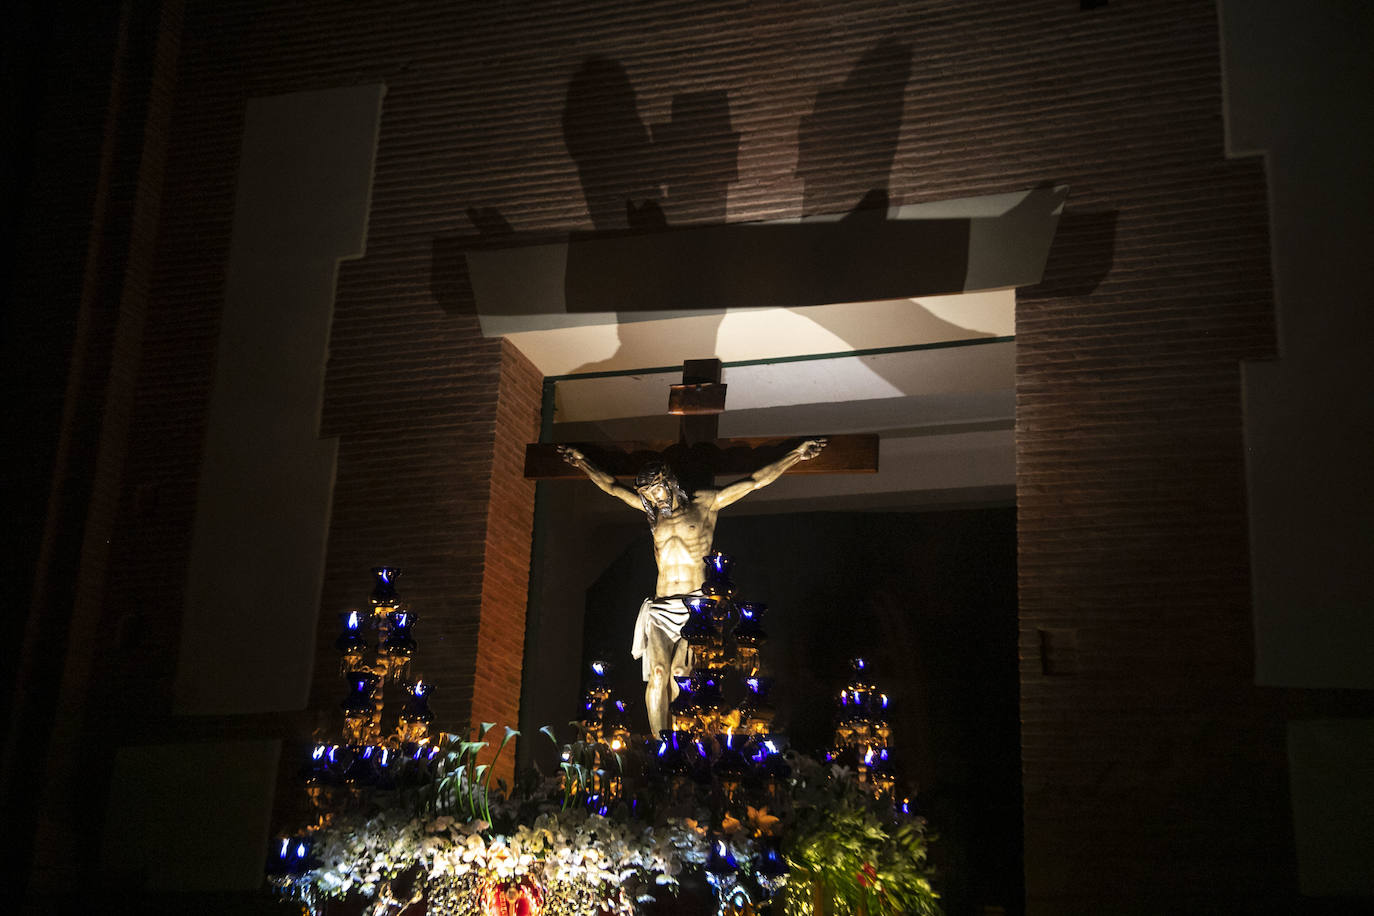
<box><xmin>634</xmin><ymin>462</ymin><xmax>676</xmax><ymax>490</ymax></box>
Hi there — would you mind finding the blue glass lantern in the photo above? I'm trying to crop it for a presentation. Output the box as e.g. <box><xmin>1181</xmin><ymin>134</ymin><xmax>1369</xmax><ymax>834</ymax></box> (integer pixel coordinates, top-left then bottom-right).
<box><xmin>734</xmin><ymin>602</ymin><xmax>767</xmax><ymax>642</ymax></box>
<box><xmin>696</xmin><ymin>671</ymin><xmax>725</xmax><ymax>714</ymax></box>
<box><xmin>754</xmin><ymin>837</ymin><xmax>789</xmax><ymax>898</ymax></box>
<box><xmin>342</xmin><ymin>745</ymin><xmax>379</xmax><ymax>787</ymax></box>
<box><xmin>660</xmin><ymin>730</ymin><xmax>689</xmax><ymax>776</ymax></box>
<box><xmin>681</xmin><ymin>596</ymin><xmax>714</xmax><ymax>645</ymax></box>
<box><xmin>340</xmin><ymin>671</ymin><xmax>379</xmax><ymax>720</ymax></box>
<box><xmin>704</xmin><ymin>837</ymin><xmax>739</xmax><ymax>895</ymax></box>
<box><xmin>741</xmin><ymin>675</ymin><xmax>776</xmax><ymax>734</ymax></box>
<box><xmin>604</xmin><ymin>698</ymin><xmax>632</xmax><ymax>749</ymax></box>
<box><xmin>581</xmin><ymin>660</ymin><xmax>612</xmax><ymax>739</ymax></box>
<box><xmin>864</xmin><ymin>745</ymin><xmax>897</xmax><ymax>797</ymax></box>
<box><xmin>701</xmin><ymin>551</ymin><xmax>734</xmax><ymax>597</ymax></box>
<box><xmin>714</xmin><ymin>732</ymin><xmax>747</xmax><ymax>802</ymax></box>
<box><xmin>383</xmin><ymin>609</ymin><xmax>416</xmax><ymax>681</ymax></box>
<box><xmin>670</xmin><ymin>674</ymin><xmax>700</xmax><ymax>731</ymax></box>
<box><xmin>266</xmin><ymin>834</ymin><xmax>317</xmax><ymax>877</ymax></box>
<box><xmin>334</xmin><ymin>610</ymin><xmax>367</xmax><ymax>670</ymax></box>
<box><xmin>397</xmin><ymin>680</ymin><xmax>434</xmax><ymax>744</ymax></box>
<box><xmin>369</xmin><ymin>566</ymin><xmax>400</xmax><ymax>608</ymax></box>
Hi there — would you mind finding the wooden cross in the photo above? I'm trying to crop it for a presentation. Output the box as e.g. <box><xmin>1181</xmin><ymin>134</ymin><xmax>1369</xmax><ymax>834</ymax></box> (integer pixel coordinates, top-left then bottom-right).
<box><xmin>523</xmin><ymin>359</ymin><xmax>878</xmax><ymax>490</ymax></box>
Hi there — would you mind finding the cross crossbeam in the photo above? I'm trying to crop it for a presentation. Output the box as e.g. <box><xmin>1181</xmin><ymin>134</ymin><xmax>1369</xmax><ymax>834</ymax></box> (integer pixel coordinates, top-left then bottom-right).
<box><xmin>524</xmin><ymin>360</ymin><xmax>878</xmax><ymax>484</ymax></box>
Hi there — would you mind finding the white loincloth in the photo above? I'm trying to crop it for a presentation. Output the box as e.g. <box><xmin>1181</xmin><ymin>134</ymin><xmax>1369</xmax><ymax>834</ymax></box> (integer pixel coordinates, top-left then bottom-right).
<box><xmin>630</xmin><ymin>593</ymin><xmax>698</xmax><ymax>682</ymax></box>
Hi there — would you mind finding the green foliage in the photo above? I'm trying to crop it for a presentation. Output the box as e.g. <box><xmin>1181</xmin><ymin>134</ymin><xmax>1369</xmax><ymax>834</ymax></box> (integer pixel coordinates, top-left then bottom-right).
<box><xmin>780</xmin><ymin>760</ymin><xmax>939</xmax><ymax>916</ymax></box>
<box><xmin>426</xmin><ymin>725</ymin><xmax>521</xmax><ymax>826</ymax></box>
<box><xmin>430</xmin><ymin>734</ymin><xmax>490</xmax><ymax>822</ymax></box>
<box><xmin>288</xmin><ymin>726</ymin><xmax>944</xmax><ymax>916</ymax></box>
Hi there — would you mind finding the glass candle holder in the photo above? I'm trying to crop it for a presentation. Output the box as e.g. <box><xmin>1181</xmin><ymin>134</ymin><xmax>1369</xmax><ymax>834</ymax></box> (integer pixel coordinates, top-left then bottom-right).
<box><xmin>734</xmin><ymin>602</ymin><xmax>767</xmax><ymax>642</ymax></box>
<box><xmin>701</xmin><ymin>552</ymin><xmax>734</xmax><ymax>597</ymax></box>
<box><xmin>681</xmin><ymin>597</ymin><xmax>715</xmax><ymax>646</ymax></box>
<box><xmin>369</xmin><ymin>566</ymin><xmax>400</xmax><ymax>608</ymax></box>
<box><xmin>754</xmin><ymin>836</ymin><xmax>789</xmax><ymax>898</ymax></box>
<box><xmin>335</xmin><ymin>610</ymin><xmax>367</xmax><ymax>664</ymax></box>
<box><xmin>342</xmin><ymin>745</ymin><xmax>379</xmax><ymax>787</ymax></box>
<box><xmin>341</xmin><ymin>671</ymin><xmax>380</xmax><ymax>720</ymax></box>
<box><xmin>670</xmin><ymin>675</ymin><xmax>701</xmax><ymax>732</ymax></box>
<box><xmin>383</xmin><ymin>609</ymin><xmax>416</xmax><ymax>658</ymax></box>
<box><xmin>704</xmin><ymin>838</ymin><xmax>739</xmax><ymax>895</ymax></box>
<box><xmin>397</xmin><ymin>681</ymin><xmax>434</xmax><ymax>743</ymax></box>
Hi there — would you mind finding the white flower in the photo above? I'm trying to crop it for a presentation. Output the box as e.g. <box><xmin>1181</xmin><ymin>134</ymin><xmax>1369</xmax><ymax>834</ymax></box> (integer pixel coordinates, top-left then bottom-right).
<box><xmin>462</xmin><ymin>833</ymin><xmax>487</xmax><ymax>863</ymax></box>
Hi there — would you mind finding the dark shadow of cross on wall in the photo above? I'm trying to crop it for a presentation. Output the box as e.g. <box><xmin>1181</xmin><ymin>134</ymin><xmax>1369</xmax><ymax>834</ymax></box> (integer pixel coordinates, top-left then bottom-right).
<box><xmin>561</xmin><ymin>43</ymin><xmax>912</xmax><ymax>231</ymax></box>
<box><xmin>431</xmin><ymin>40</ymin><xmax>1118</xmax><ymax>379</ymax></box>
<box><xmin>797</xmin><ymin>37</ymin><xmax>912</xmax><ymax>219</ymax></box>
<box><xmin>553</xmin><ymin>44</ymin><xmax>925</xmax><ymax>378</ymax></box>
<box><xmin>432</xmin><ymin>39</ymin><xmax>918</xmax><ymax>314</ymax></box>
<box><xmin>562</xmin><ymin>56</ymin><xmax>740</xmax><ymax>230</ymax></box>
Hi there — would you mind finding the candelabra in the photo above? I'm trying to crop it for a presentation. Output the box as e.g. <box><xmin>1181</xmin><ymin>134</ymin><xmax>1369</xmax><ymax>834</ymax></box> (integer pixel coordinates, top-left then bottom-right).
<box><xmin>572</xmin><ymin>553</ymin><xmax>793</xmax><ymax>910</ymax></box>
<box><xmin>827</xmin><ymin>657</ymin><xmax>897</xmax><ymax>800</ymax></box>
<box><xmin>670</xmin><ymin>553</ymin><xmax>781</xmax><ymax>743</ymax></box>
<box><xmin>573</xmin><ymin>659</ymin><xmax>630</xmax><ymax>805</ymax></box>
<box><xmin>658</xmin><ymin>553</ymin><xmax>792</xmax><ymax>909</ymax></box>
<box><xmin>270</xmin><ymin>567</ymin><xmax>441</xmax><ymax>883</ymax></box>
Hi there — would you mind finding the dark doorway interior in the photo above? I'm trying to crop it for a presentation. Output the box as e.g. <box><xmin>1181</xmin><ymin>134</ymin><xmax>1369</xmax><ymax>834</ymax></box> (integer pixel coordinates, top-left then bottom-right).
<box><xmin>581</xmin><ymin>507</ymin><xmax>1023</xmax><ymax>916</ymax></box>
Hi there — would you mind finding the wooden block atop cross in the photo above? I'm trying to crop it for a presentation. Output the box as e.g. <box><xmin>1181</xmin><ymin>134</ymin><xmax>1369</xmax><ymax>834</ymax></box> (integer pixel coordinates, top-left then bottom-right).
<box><xmin>524</xmin><ymin>359</ymin><xmax>878</xmax><ymax>490</ymax></box>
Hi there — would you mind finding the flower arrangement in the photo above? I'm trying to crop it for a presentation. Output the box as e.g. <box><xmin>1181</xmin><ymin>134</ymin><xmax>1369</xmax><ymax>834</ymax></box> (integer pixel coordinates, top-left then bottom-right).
<box><xmin>306</xmin><ymin>805</ymin><xmax>712</xmax><ymax>915</ymax></box>
<box><xmin>274</xmin><ymin>726</ymin><xmax>938</xmax><ymax>916</ymax></box>
<box><xmin>276</xmin><ymin>567</ymin><xmax>940</xmax><ymax>915</ymax></box>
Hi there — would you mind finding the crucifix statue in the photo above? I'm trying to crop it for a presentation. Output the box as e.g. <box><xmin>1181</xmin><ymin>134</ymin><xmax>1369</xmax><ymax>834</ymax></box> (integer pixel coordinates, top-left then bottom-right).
<box><xmin>524</xmin><ymin>359</ymin><xmax>878</xmax><ymax>736</ymax></box>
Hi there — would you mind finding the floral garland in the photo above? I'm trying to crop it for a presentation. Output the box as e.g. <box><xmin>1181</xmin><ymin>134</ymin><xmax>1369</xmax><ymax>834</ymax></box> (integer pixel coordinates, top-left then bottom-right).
<box><xmin>275</xmin><ymin>734</ymin><xmax>937</xmax><ymax>916</ymax></box>
<box><xmin>289</xmin><ymin>802</ymin><xmax>762</xmax><ymax>915</ymax></box>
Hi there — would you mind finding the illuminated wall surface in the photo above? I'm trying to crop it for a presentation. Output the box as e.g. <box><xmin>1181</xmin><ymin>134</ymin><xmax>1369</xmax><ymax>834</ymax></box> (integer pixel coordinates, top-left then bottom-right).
<box><xmin>4</xmin><ymin>0</ymin><xmax>1371</xmax><ymax>913</ymax></box>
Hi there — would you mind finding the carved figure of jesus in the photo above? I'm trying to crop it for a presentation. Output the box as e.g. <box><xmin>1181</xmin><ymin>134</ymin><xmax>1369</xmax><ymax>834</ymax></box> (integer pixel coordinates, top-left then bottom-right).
<box><xmin>557</xmin><ymin>439</ymin><xmax>827</xmax><ymax>735</ymax></box>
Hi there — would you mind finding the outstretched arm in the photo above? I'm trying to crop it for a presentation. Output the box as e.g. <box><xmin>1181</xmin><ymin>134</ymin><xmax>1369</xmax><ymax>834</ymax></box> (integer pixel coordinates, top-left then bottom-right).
<box><xmin>557</xmin><ymin>446</ymin><xmax>644</xmax><ymax>510</ymax></box>
<box><xmin>713</xmin><ymin>439</ymin><xmax>827</xmax><ymax>510</ymax></box>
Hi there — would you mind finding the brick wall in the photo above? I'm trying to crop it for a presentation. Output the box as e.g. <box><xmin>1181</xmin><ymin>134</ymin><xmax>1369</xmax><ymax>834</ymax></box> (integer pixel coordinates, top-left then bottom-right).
<box><xmin>471</xmin><ymin>343</ymin><xmax>544</xmax><ymax>757</ymax></box>
<box><xmin>12</xmin><ymin>0</ymin><xmax>1295</xmax><ymax>910</ymax></box>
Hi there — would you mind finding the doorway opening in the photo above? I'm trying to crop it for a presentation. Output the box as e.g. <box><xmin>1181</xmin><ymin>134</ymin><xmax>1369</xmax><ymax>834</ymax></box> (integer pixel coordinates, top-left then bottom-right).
<box><xmin>519</xmin><ymin>339</ymin><xmax>1021</xmax><ymax>915</ymax></box>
